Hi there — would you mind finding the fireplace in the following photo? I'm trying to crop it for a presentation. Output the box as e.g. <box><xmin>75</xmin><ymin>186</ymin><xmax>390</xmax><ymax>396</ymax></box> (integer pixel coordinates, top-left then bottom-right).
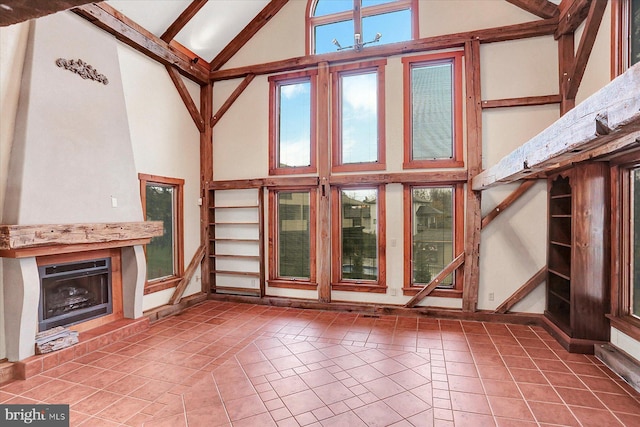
<box><xmin>38</xmin><ymin>257</ymin><xmax>113</xmax><ymax>331</ymax></box>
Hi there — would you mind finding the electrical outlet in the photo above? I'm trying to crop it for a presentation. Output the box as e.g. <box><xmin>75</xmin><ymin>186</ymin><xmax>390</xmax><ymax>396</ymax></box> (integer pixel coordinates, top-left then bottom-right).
<box><xmin>390</xmin><ymin>288</ymin><xmax>397</xmax><ymax>296</ymax></box>
<box><xmin>111</xmin><ymin>196</ymin><xmax>118</xmax><ymax>208</ymax></box>
<box><xmin>488</xmin><ymin>292</ymin><xmax>495</xmax><ymax>301</ymax></box>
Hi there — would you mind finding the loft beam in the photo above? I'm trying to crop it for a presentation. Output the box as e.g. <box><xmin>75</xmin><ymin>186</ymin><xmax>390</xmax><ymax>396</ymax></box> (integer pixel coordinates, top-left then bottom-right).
<box><xmin>0</xmin><ymin>0</ymin><xmax>94</xmax><ymax>26</ymax></box>
<box><xmin>210</xmin><ymin>0</ymin><xmax>290</xmax><ymax>71</ymax></box>
<box><xmin>210</xmin><ymin>18</ymin><xmax>557</xmax><ymax>81</ymax></box>
<box><xmin>73</xmin><ymin>3</ymin><xmax>209</xmax><ymax>84</ymax></box>
<box><xmin>472</xmin><ymin>64</ymin><xmax>640</xmax><ymax>190</ymax></box>
<box><xmin>161</xmin><ymin>0</ymin><xmax>208</xmax><ymax>43</ymax></box>
<box><xmin>506</xmin><ymin>0</ymin><xmax>559</xmax><ymax>19</ymax></box>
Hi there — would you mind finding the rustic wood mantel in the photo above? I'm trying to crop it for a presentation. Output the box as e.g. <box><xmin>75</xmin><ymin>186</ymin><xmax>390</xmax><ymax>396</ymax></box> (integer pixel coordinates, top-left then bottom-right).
<box><xmin>0</xmin><ymin>222</ymin><xmax>163</xmax><ymax>258</ymax></box>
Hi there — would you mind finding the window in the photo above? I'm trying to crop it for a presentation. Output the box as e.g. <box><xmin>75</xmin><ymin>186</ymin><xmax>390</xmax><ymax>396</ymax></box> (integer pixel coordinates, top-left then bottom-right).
<box><xmin>403</xmin><ymin>184</ymin><xmax>464</xmax><ymax>297</ymax></box>
<box><xmin>403</xmin><ymin>52</ymin><xmax>464</xmax><ymax>168</ymax></box>
<box><xmin>308</xmin><ymin>0</ymin><xmax>418</xmax><ymax>55</ymax></box>
<box><xmin>332</xmin><ymin>60</ymin><xmax>386</xmax><ymax>172</ymax></box>
<box><xmin>269</xmin><ymin>71</ymin><xmax>317</xmax><ymax>175</ymax></box>
<box><xmin>609</xmin><ymin>155</ymin><xmax>640</xmax><ymax>341</ymax></box>
<box><xmin>631</xmin><ymin>167</ymin><xmax>640</xmax><ymax>318</ymax></box>
<box><xmin>613</xmin><ymin>0</ymin><xmax>640</xmax><ymax>76</ymax></box>
<box><xmin>268</xmin><ymin>189</ymin><xmax>317</xmax><ymax>289</ymax></box>
<box><xmin>139</xmin><ymin>174</ymin><xmax>184</xmax><ymax>293</ymax></box>
<box><xmin>331</xmin><ymin>186</ymin><xmax>386</xmax><ymax>292</ymax></box>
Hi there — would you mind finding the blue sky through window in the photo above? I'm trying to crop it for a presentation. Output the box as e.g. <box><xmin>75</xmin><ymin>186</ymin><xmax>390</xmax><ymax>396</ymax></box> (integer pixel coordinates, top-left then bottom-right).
<box><xmin>278</xmin><ymin>81</ymin><xmax>311</xmax><ymax>168</ymax></box>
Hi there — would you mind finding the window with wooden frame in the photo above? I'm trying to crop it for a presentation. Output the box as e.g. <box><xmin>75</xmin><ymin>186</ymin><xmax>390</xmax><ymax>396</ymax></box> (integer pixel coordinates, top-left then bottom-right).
<box><xmin>307</xmin><ymin>0</ymin><xmax>419</xmax><ymax>55</ymax></box>
<box><xmin>331</xmin><ymin>60</ymin><xmax>386</xmax><ymax>172</ymax></box>
<box><xmin>269</xmin><ymin>71</ymin><xmax>318</xmax><ymax>175</ymax></box>
<box><xmin>331</xmin><ymin>186</ymin><xmax>386</xmax><ymax>292</ymax></box>
<box><xmin>139</xmin><ymin>173</ymin><xmax>184</xmax><ymax>294</ymax></box>
<box><xmin>402</xmin><ymin>52</ymin><xmax>464</xmax><ymax>169</ymax></box>
<box><xmin>268</xmin><ymin>188</ymin><xmax>317</xmax><ymax>289</ymax></box>
<box><xmin>403</xmin><ymin>184</ymin><xmax>464</xmax><ymax>297</ymax></box>
<box><xmin>610</xmin><ymin>155</ymin><xmax>640</xmax><ymax>341</ymax></box>
<box><xmin>612</xmin><ymin>0</ymin><xmax>640</xmax><ymax>77</ymax></box>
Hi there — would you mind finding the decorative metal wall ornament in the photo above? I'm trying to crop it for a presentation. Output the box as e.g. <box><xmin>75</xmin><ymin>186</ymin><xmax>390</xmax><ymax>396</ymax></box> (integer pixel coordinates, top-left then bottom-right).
<box><xmin>55</xmin><ymin>58</ymin><xmax>109</xmax><ymax>85</ymax></box>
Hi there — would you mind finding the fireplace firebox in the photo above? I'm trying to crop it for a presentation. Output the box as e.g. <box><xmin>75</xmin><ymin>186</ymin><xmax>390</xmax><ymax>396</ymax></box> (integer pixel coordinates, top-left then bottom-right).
<box><xmin>38</xmin><ymin>257</ymin><xmax>113</xmax><ymax>331</ymax></box>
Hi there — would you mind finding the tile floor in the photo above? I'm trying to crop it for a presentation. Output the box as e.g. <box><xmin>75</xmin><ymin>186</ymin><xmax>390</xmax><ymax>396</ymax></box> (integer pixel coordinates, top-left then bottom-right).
<box><xmin>1</xmin><ymin>300</ymin><xmax>640</xmax><ymax>426</ymax></box>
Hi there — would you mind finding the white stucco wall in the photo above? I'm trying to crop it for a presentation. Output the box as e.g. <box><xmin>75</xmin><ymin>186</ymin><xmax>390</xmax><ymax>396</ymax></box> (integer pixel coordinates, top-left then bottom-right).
<box><xmin>117</xmin><ymin>43</ymin><xmax>203</xmax><ymax>308</ymax></box>
<box><xmin>0</xmin><ymin>21</ymin><xmax>29</xmax><ymax>362</ymax></box>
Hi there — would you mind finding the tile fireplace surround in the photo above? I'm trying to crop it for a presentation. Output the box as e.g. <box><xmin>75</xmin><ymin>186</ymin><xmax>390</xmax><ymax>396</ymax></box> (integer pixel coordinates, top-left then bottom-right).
<box><xmin>1</xmin><ymin>300</ymin><xmax>639</xmax><ymax>426</ymax></box>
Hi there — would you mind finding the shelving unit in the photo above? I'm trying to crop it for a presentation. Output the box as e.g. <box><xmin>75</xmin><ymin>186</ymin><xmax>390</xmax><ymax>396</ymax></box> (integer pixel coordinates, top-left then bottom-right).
<box><xmin>545</xmin><ymin>163</ymin><xmax>610</xmax><ymax>353</ymax></box>
<box><xmin>208</xmin><ymin>188</ymin><xmax>265</xmax><ymax>297</ymax></box>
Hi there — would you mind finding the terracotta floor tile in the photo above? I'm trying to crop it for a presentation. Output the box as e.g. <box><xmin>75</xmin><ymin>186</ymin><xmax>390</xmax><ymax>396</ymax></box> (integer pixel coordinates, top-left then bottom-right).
<box><xmin>270</xmin><ymin>375</ymin><xmax>310</xmax><ymax>397</ymax></box>
<box><xmin>487</xmin><ymin>396</ymin><xmax>534</xmax><ymax>420</ymax></box>
<box><xmin>97</xmin><ymin>396</ymin><xmax>150</xmax><ymax>423</ymax></box>
<box><xmin>518</xmin><ymin>383</ymin><xmax>563</xmax><ymax>403</ymax></box>
<box><xmin>554</xmin><ymin>386</ymin><xmax>605</xmax><ymax>408</ymax></box>
<box><xmin>281</xmin><ymin>389</ymin><xmax>326</xmax><ymax>416</ymax></box>
<box><xmin>353</xmin><ymin>400</ymin><xmax>403</xmax><ymax>426</ymax></box>
<box><xmin>313</xmin><ymin>381</ymin><xmax>355</xmax><ymax>405</ymax></box>
<box><xmin>570</xmin><ymin>405</ymin><xmax>625</xmax><ymax>427</ymax></box>
<box><xmin>4</xmin><ymin>301</ymin><xmax>640</xmax><ymax>427</ymax></box>
<box><xmin>74</xmin><ymin>389</ymin><xmax>122</xmax><ymax>415</ymax></box>
<box><xmin>447</xmin><ymin>375</ymin><xmax>483</xmax><ymax>394</ymax></box>
<box><xmin>452</xmin><ymin>411</ymin><xmax>495</xmax><ymax>427</ymax></box>
<box><xmin>362</xmin><ymin>376</ymin><xmax>406</xmax><ymax>399</ymax></box>
<box><xmin>528</xmin><ymin>401</ymin><xmax>580</xmax><ymax>426</ymax></box>
<box><xmin>481</xmin><ymin>379</ymin><xmax>521</xmax><ymax>398</ymax></box>
<box><xmin>321</xmin><ymin>410</ymin><xmax>368</xmax><ymax>427</ymax></box>
<box><xmin>385</xmin><ymin>390</ymin><xmax>432</xmax><ymax>418</ymax></box>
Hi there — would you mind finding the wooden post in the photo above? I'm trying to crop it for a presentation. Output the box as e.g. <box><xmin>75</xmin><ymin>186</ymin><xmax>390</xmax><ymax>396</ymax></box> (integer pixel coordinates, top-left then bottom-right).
<box><xmin>200</xmin><ymin>82</ymin><xmax>213</xmax><ymax>295</ymax></box>
<box><xmin>558</xmin><ymin>33</ymin><xmax>575</xmax><ymax>115</ymax></box>
<box><xmin>463</xmin><ymin>39</ymin><xmax>482</xmax><ymax>313</ymax></box>
<box><xmin>317</xmin><ymin>62</ymin><xmax>331</xmax><ymax>303</ymax></box>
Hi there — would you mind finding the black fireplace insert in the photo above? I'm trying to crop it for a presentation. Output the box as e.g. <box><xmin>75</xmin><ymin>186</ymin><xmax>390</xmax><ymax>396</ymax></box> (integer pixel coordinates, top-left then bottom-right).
<box><xmin>38</xmin><ymin>257</ymin><xmax>112</xmax><ymax>331</ymax></box>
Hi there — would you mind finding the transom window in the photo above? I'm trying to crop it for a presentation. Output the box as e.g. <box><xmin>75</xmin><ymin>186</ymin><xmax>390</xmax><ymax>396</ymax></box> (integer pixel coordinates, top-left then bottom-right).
<box><xmin>308</xmin><ymin>0</ymin><xmax>418</xmax><ymax>55</ymax></box>
<box><xmin>403</xmin><ymin>52</ymin><xmax>464</xmax><ymax>169</ymax></box>
<box><xmin>139</xmin><ymin>173</ymin><xmax>184</xmax><ymax>293</ymax></box>
<box><xmin>269</xmin><ymin>71</ymin><xmax>317</xmax><ymax>175</ymax></box>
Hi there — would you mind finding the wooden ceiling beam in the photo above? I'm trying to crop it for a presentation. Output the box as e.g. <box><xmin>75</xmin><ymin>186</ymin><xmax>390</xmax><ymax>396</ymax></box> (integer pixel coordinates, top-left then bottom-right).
<box><xmin>165</xmin><ymin>66</ymin><xmax>205</xmax><ymax>132</ymax></box>
<box><xmin>73</xmin><ymin>3</ymin><xmax>209</xmax><ymax>85</ymax></box>
<box><xmin>160</xmin><ymin>0</ymin><xmax>208</xmax><ymax>43</ymax></box>
<box><xmin>0</xmin><ymin>0</ymin><xmax>94</xmax><ymax>26</ymax></box>
<box><xmin>565</xmin><ymin>0</ymin><xmax>607</xmax><ymax>99</ymax></box>
<box><xmin>210</xmin><ymin>18</ymin><xmax>557</xmax><ymax>81</ymax></box>
<box><xmin>555</xmin><ymin>0</ymin><xmax>591</xmax><ymax>38</ymax></box>
<box><xmin>209</xmin><ymin>0</ymin><xmax>290</xmax><ymax>71</ymax></box>
<box><xmin>472</xmin><ymin>64</ymin><xmax>640</xmax><ymax>190</ymax></box>
<box><xmin>505</xmin><ymin>0</ymin><xmax>559</xmax><ymax>19</ymax></box>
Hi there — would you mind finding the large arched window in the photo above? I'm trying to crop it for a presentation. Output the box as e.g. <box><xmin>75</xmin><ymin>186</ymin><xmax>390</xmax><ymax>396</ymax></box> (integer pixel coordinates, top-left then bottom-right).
<box><xmin>307</xmin><ymin>0</ymin><xmax>418</xmax><ymax>55</ymax></box>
